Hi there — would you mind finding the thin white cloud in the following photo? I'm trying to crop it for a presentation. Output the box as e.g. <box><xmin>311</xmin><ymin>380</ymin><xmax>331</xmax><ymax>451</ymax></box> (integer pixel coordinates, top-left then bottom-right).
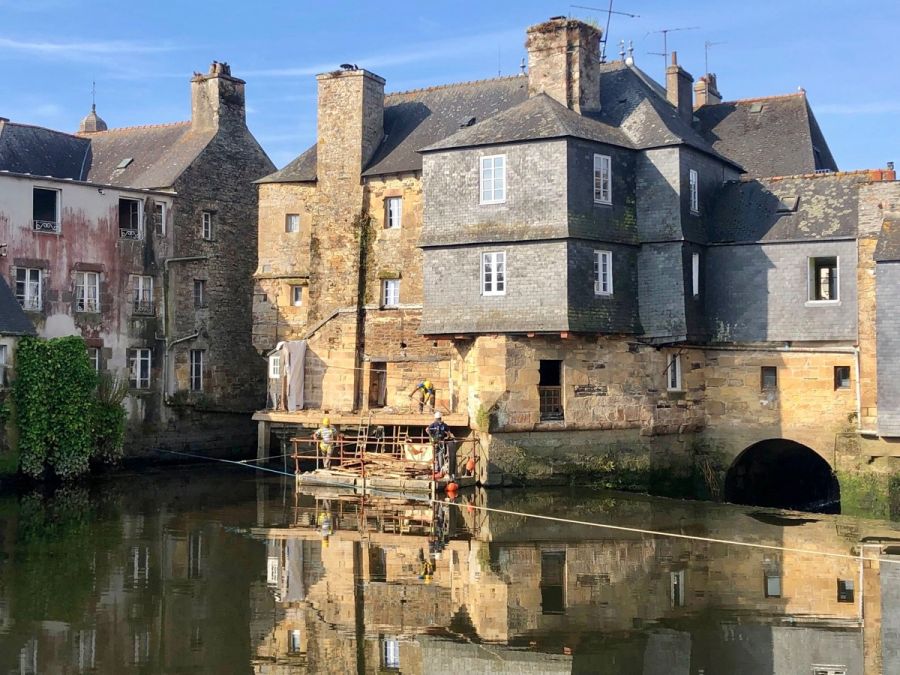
<box><xmin>816</xmin><ymin>102</ymin><xmax>900</xmax><ymax>115</ymax></box>
<box><xmin>0</xmin><ymin>36</ymin><xmax>180</xmax><ymax>59</ymax></box>
<box><xmin>33</xmin><ymin>103</ymin><xmax>63</xmax><ymax>117</ymax></box>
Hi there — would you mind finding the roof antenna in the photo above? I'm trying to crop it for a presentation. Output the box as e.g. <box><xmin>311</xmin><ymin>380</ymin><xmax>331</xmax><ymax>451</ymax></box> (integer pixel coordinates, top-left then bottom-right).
<box><xmin>646</xmin><ymin>26</ymin><xmax>700</xmax><ymax>74</ymax></box>
<box><xmin>91</xmin><ymin>80</ymin><xmax>96</xmax><ymax>113</ymax></box>
<box><xmin>619</xmin><ymin>39</ymin><xmax>626</xmax><ymax>60</ymax></box>
<box><xmin>519</xmin><ymin>57</ymin><xmax>527</xmax><ymax>75</ymax></box>
<box><xmin>704</xmin><ymin>40</ymin><xmax>726</xmax><ymax>75</ymax></box>
<box><xmin>570</xmin><ymin>3</ymin><xmax>639</xmax><ymax>63</ymax></box>
<box><xmin>626</xmin><ymin>40</ymin><xmax>634</xmax><ymax>66</ymax></box>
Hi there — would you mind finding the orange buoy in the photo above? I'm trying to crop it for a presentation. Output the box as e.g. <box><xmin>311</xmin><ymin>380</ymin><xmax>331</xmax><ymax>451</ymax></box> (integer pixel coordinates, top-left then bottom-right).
<box><xmin>465</xmin><ymin>458</ymin><xmax>476</xmax><ymax>473</ymax></box>
<box><xmin>446</xmin><ymin>482</ymin><xmax>459</xmax><ymax>492</ymax></box>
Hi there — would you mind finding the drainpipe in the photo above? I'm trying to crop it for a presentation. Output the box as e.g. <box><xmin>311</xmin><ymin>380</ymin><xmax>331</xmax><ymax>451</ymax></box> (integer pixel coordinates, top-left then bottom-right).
<box><xmin>163</xmin><ymin>332</ymin><xmax>200</xmax><ymax>397</ymax></box>
<box><xmin>161</xmin><ymin>256</ymin><xmax>209</xmax><ymax>399</ymax></box>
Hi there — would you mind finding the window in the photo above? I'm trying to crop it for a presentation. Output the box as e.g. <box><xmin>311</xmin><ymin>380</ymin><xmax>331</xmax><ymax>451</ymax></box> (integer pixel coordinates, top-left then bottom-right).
<box><xmin>834</xmin><ymin>366</ymin><xmax>851</xmax><ymax>390</ymax></box>
<box><xmin>385</xmin><ymin>197</ymin><xmax>402</xmax><ymax>229</ymax></box>
<box><xmin>382</xmin><ymin>638</ymin><xmax>400</xmax><ymax>670</ymax></box>
<box><xmin>268</xmin><ymin>353</ymin><xmax>281</xmax><ymax>379</ymax></box>
<box><xmin>32</xmin><ymin>187</ymin><xmax>60</xmax><ymax>233</ymax></box>
<box><xmin>133</xmin><ymin>275</ymin><xmax>154</xmax><ymax>315</ymax></box>
<box><xmin>190</xmin><ymin>350</ymin><xmax>204</xmax><ymax>392</ymax></box>
<box><xmin>201</xmin><ymin>211</ymin><xmax>213</xmax><ymax>240</ymax></box>
<box><xmin>481</xmin><ymin>251</ymin><xmax>506</xmax><ymax>295</ymax></box>
<box><xmin>812</xmin><ymin>668</ymin><xmax>846</xmax><ymax>675</ymax></box>
<box><xmin>382</xmin><ymin>279</ymin><xmax>400</xmax><ymax>308</ymax></box>
<box><xmin>290</xmin><ymin>285</ymin><xmax>303</xmax><ymax>307</ymax></box>
<box><xmin>593</xmin><ymin>250</ymin><xmax>613</xmax><ymax>295</ymax></box>
<box><xmin>480</xmin><ymin>155</ymin><xmax>506</xmax><ymax>204</ymax></box>
<box><xmin>193</xmin><ymin>279</ymin><xmax>206</xmax><ymax>309</ymax></box>
<box><xmin>129</xmin><ymin>349</ymin><xmax>151</xmax><ymax>389</ymax></box>
<box><xmin>87</xmin><ymin>347</ymin><xmax>100</xmax><ymax>372</ymax></box>
<box><xmin>593</xmin><ymin>153</ymin><xmax>612</xmax><ymax>204</ymax></box>
<box><xmin>285</xmin><ymin>213</ymin><xmax>300</xmax><ymax>233</ymax></box>
<box><xmin>118</xmin><ymin>198</ymin><xmax>142</xmax><ymax>239</ymax></box>
<box><xmin>837</xmin><ymin>578</ymin><xmax>854</xmax><ymax>603</ymax></box>
<box><xmin>692</xmin><ymin>252</ymin><xmax>700</xmax><ymax>297</ymax></box>
<box><xmin>188</xmin><ymin>531</ymin><xmax>203</xmax><ymax>579</ymax></box>
<box><xmin>74</xmin><ymin>629</ymin><xmax>96</xmax><ymax>671</ymax></box>
<box><xmin>538</xmin><ymin>360</ymin><xmax>563</xmax><ymax>421</ymax></box>
<box><xmin>288</xmin><ymin>629</ymin><xmax>302</xmax><ymax>654</ymax></box>
<box><xmin>689</xmin><ymin>168</ymin><xmax>699</xmax><ymax>214</ymax></box>
<box><xmin>540</xmin><ymin>550</ymin><xmax>566</xmax><ymax>614</ymax></box>
<box><xmin>75</xmin><ymin>271</ymin><xmax>100</xmax><ymax>312</ymax></box>
<box><xmin>154</xmin><ymin>202</ymin><xmax>166</xmax><ymax>236</ymax></box>
<box><xmin>667</xmin><ymin>353</ymin><xmax>682</xmax><ymax>391</ymax></box>
<box><xmin>0</xmin><ymin>344</ymin><xmax>7</xmax><ymax>387</ymax></box>
<box><xmin>671</xmin><ymin>570</ymin><xmax>686</xmax><ymax>607</ymax></box>
<box><xmin>15</xmin><ymin>268</ymin><xmax>42</xmax><ymax>310</ymax></box>
<box><xmin>761</xmin><ymin>366</ymin><xmax>778</xmax><ymax>391</ymax></box>
<box><xmin>764</xmin><ymin>572</ymin><xmax>782</xmax><ymax>598</ymax></box>
<box><xmin>809</xmin><ymin>256</ymin><xmax>838</xmax><ymax>302</ymax></box>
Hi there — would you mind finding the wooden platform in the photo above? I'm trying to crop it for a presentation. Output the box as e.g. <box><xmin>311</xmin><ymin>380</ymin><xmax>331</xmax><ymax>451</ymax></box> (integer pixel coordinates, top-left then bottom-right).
<box><xmin>253</xmin><ymin>409</ymin><xmax>469</xmax><ymax>427</ymax></box>
<box><xmin>296</xmin><ymin>469</ymin><xmax>476</xmax><ymax>496</ymax></box>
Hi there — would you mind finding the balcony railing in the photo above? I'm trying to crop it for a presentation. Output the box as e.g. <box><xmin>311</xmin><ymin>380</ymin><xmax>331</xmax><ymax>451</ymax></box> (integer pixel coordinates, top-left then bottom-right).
<box><xmin>538</xmin><ymin>385</ymin><xmax>564</xmax><ymax>421</ymax></box>
<box><xmin>18</xmin><ymin>295</ymin><xmax>41</xmax><ymax>311</ymax></box>
<box><xmin>119</xmin><ymin>227</ymin><xmax>141</xmax><ymax>240</ymax></box>
<box><xmin>76</xmin><ymin>298</ymin><xmax>100</xmax><ymax>313</ymax></box>
<box><xmin>133</xmin><ymin>299</ymin><xmax>155</xmax><ymax>316</ymax></box>
<box><xmin>32</xmin><ymin>219</ymin><xmax>60</xmax><ymax>234</ymax></box>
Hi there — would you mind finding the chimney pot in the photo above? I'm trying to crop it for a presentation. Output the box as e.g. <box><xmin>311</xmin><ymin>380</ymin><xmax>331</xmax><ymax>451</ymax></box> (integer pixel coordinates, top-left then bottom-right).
<box><xmin>526</xmin><ymin>18</ymin><xmax>602</xmax><ymax>113</ymax></box>
<box><xmin>666</xmin><ymin>55</ymin><xmax>694</xmax><ymax>121</ymax></box>
<box><xmin>191</xmin><ymin>61</ymin><xmax>246</xmax><ymax>131</ymax></box>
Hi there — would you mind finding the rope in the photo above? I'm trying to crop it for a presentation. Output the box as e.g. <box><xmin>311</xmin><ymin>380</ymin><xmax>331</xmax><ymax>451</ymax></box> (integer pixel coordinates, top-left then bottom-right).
<box><xmin>152</xmin><ymin>448</ymin><xmax>900</xmax><ymax>566</ymax></box>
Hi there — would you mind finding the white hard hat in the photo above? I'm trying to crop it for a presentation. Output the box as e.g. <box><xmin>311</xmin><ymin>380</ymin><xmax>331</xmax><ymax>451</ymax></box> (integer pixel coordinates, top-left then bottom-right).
<box><xmin>434</xmin><ymin>411</ymin><xmax>442</xmax><ymax>419</ymax></box>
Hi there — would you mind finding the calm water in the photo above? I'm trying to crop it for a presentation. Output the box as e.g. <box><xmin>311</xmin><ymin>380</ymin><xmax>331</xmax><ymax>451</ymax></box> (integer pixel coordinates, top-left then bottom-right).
<box><xmin>1</xmin><ymin>465</ymin><xmax>899</xmax><ymax>674</ymax></box>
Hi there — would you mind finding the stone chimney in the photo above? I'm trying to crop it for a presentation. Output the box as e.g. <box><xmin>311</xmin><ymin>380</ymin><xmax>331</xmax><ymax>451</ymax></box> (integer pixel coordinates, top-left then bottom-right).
<box><xmin>78</xmin><ymin>104</ymin><xmax>107</xmax><ymax>133</ymax></box>
<box><xmin>526</xmin><ymin>17</ymin><xmax>602</xmax><ymax>113</ymax></box>
<box><xmin>666</xmin><ymin>52</ymin><xmax>694</xmax><ymax>121</ymax></box>
<box><xmin>693</xmin><ymin>73</ymin><xmax>722</xmax><ymax>109</ymax></box>
<box><xmin>191</xmin><ymin>61</ymin><xmax>246</xmax><ymax>131</ymax></box>
<box><xmin>315</xmin><ymin>67</ymin><xmax>385</xmax><ymax>180</ymax></box>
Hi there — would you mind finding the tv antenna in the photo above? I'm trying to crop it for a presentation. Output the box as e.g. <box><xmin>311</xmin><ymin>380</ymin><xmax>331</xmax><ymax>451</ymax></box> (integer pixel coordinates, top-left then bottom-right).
<box><xmin>646</xmin><ymin>26</ymin><xmax>700</xmax><ymax>72</ymax></box>
<box><xmin>704</xmin><ymin>40</ymin><xmax>726</xmax><ymax>75</ymax></box>
<box><xmin>570</xmin><ymin>3</ymin><xmax>639</xmax><ymax>63</ymax></box>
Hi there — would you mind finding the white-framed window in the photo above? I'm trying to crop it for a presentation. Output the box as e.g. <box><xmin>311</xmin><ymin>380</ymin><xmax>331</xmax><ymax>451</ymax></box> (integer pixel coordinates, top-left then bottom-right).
<box><xmin>285</xmin><ymin>213</ymin><xmax>300</xmax><ymax>233</ymax></box>
<box><xmin>133</xmin><ymin>275</ymin><xmax>154</xmax><ymax>314</ymax></box>
<box><xmin>385</xmin><ymin>197</ymin><xmax>402</xmax><ymax>229</ymax></box>
<box><xmin>670</xmin><ymin>570</ymin><xmax>686</xmax><ymax>607</ymax></box>
<box><xmin>154</xmin><ymin>202</ymin><xmax>166</xmax><ymax>236</ymax></box>
<box><xmin>0</xmin><ymin>344</ymin><xmax>7</xmax><ymax>387</ymax></box>
<box><xmin>288</xmin><ymin>629</ymin><xmax>302</xmax><ymax>654</ymax></box>
<box><xmin>194</xmin><ymin>279</ymin><xmax>206</xmax><ymax>309</ymax></box>
<box><xmin>667</xmin><ymin>353</ymin><xmax>682</xmax><ymax>391</ymax></box>
<box><xmin>593</xmin><ymin>250</ymin><xmax>613</xmax><ymax>295</ymax></box>
<box><xmin>75</xmin><ymin>271</ymin><xmax>100</xmax><ymax>312</ymax></box>
<box><xmin>593</xmin><ymin>153</ymin><xmax>612</xmax><ymax>204</ymax></box>
<box><xmin>87</xmin><ymin>347</ymin><xmax>100</xmax><ymax>372</ymax></box>
<box><xmin>15</xmin><ymin>268</ymin><xmax>42</xmax><ymax>310</ymax></box>
<box><xmin>480</xmin><ymin>155</ymin><xmax>506</xmax><ymax>204</ymax></box>
<box><xmin>190</xmin><ymin>349</ymin><xmax>204</xmax><ymax>392</ymax></box>
<box><xmin>382</xmin><ymin>279</ymin><xmax>400</xmax><ymax>308</ymax></box>
<box><xmin>691</xmin><ymin>252</ymin><xmax>700</xmax><ymax>297</ymax></box>
<box><xmin>808</xmin><ymin>256</ymin><xmax>839</xmax><ymax>302</ymax></box>
<box><xmin>118</xmin><ymin>198</ymin><xmax>143</xmax><ymax>239</ymax></box>
<box><xmin>382</xmin><ymin>638</ymin><xmax>400</xmax><ymax>670</ymax></box>
<box><xmin>129</xmin><ymin>348</ymin><xmax>151</xmax><ymax>389</ymax></box>
<box><xmin>290</xmin><ymin>285</ymin><xmax>303</xmax><ymax>307</ymax></box>
<box><xmin>201</xmin><ymin>211</ymin><xmax>213</xmax><ymax>240</ymax></box>
<box><xmin>482</xmin><ymin>251</ymin><xmax>506</xmax><ymax>295</ymax></box>
<box><xmin>32</xmin><ymin>186</ymin><xmax>61</xmax><ymax>233</ymax></box>
<box><xmin>268</xmin><ymin>353</ymin><xmax>281</xmax><ymax>379</ymax></box>
<box><xmin>689</xmin><ymin>168</ymin><xmax>699</xmax><ymax>214</ymax></box>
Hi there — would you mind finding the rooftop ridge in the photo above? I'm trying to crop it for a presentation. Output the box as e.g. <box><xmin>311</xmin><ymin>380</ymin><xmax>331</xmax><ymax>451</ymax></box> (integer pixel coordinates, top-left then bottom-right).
<box><xmin>385</xmin><ymin>74</ymin><xmax>524</xmax><ymax>99</ymax></box>
<box><xmin>0</xmin><ymin>119</ymin><xmax>85</xmax><ymax>139</ymax></box>
<box><xmin>739</xmin><ymin>169</ymin><xmax>892</xmax><ymax>182</ymax></box>
<box><xmin>720</xmin><ymin>92</ymin><xmax>806</xmax><ymax>106</ymax></box>
<box><xmin>78</xmin><ymin>120</ymin><xmax>191</xmax><ymax>135</ymax></box>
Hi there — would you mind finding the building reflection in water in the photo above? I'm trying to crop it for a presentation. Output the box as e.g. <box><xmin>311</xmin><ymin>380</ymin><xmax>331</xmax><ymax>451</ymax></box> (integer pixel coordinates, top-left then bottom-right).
<box><xmin>250</xmin><ymin>487</ymin><xmax>900</xmax><ymax>675</ymax></box>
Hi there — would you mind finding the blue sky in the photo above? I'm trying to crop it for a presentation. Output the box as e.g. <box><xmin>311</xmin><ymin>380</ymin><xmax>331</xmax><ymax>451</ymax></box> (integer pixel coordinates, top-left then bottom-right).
<box><xmin>1</xmin><ymin>0</ymin><xmax>897</xmax><ymax>171</ymax></box>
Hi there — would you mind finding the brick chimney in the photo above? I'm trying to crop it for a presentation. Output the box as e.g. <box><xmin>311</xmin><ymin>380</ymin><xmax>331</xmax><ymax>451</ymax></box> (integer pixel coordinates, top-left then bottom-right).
<box><xmin>526</xmin><ymin>17</ymin><xmax>602</xmax><ymax>113</ymax></box>
<box><xmin>191</xmin><ymin>61</ymin><xmax>246</xmax><ymax>131</ymax></box>
<box><xmin>693</xmin><ymin>73</ymin><xmax>722</xmax><ymax>109</ymax></box>
<box><xmin>666</xmin><ymin>52</ymin><xmax>694</xmax><ymax>121</ymax></box>
<box><xmin>315</xmin><ymin>67</ymin><xmax>385</xmax><ymax>180</ymax></box>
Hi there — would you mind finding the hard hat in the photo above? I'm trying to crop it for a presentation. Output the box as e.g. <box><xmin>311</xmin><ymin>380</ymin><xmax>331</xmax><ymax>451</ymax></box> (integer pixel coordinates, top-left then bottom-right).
<box><xmin>434</xmin><ymin>411</ymin><xmax>442</xmax><ymax>419</ymax></box>
<box><xmin>424</xmin><ymin>380</ymin><xmax>432</xmax><ymax>389</ymax></box>
<box><xmin>322</xmin><ymin>417</ymin><xmax>329</xmax><ymax>426</ymax></box>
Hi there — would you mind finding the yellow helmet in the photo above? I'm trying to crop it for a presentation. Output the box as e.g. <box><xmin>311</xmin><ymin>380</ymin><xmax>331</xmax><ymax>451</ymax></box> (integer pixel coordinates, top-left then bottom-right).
<box><xmin>424</xmin><ymin>380</ymin><xmax>432</xmax><ymax>389</ymax></box>
<box><xmin>322</xmin><ymin>417</ymin><xmax>330</xmax><ymax>426</ymax></box>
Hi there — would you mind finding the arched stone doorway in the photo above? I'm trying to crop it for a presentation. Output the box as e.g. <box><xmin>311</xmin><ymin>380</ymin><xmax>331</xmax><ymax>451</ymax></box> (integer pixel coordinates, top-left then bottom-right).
<box><xmin>723</xmin><ymin>439</ymin><xmax>840</xmax><ymax>513</ymax></box>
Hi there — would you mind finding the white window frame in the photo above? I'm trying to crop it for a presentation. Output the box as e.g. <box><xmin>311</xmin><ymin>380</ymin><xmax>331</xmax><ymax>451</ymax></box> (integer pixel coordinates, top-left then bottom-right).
<box><xmin>807</xmin><ymin>256</ymin><xmax>840</xmax><ymax>304</ymax></box>
<box><xmin>194</xmin><ymin>279</ymin><xmax>206</xmax><ymax>309</ymax></box>
<box><xmin>290</xmin><ymin>285</ymin><xmax>303</xmax><ymax>307</ymax></box>
<box><xmin>382</xmin><ymin>279</ymin><xmax>400</xmax><ymax>308</ymax></box>
<box><xmin>189</xmin><ymin>349</ymin><xmax>204</xmax><ymax>392</ymax></box>
<box><xmin>87</xmin><ymin>347</ymin><xmax>100</xmax><ymax>372</ymax></box>
<box><xmin>593</xmin><ymin>153</ymin><xmax>612</xmax><ymax>204</ymax></box>
<box><xmin>691</xmin><ymin>252</ymin><xmax>700</xmax><ymax>297</ymax></box>
<box><xmin>285</xmin><ymin>213</ymin><xmax>300</xmax><ymax>233</ymax></box>
<box><xmin>133</xmin><ymin>275</ymin><xmax>153</xmax><ymax>313</ymax></box>
<box><xmin>155</xmin><ymin>202</ymin><xmax>166</xmax><ymax>236</ymax></box>
<box><xmin>288</xmin><ymin>629</ymin><xmax>302</xmax><ymax>654</ymax></box>
<box><xmin>268</xmin><ymin>353</ymin><xmax>281</xmax><ymax>379</ymax></box>
<box><xmin>670</xmin><ymin>570</ymin><xmax>686</xmax><ymax>608</ymax></box>
<box><xmin>481</xmin><ymin>251</ymin><xmax>506</xmax><ymax>296</ymax></box>
<box><xmin>118</xmin><ymin>198</ymin><xmax>144</xmax><ymax>239</ymax></box>
<box><xmin>382</xmin><ymin>638</ymin><xmax>400</xmax><ymax>670</ymax></box>
<box><xmin>201</xmin><ymin>211</ymin><xmax>213</xmax><ymax>240</ymax></box>
<box><xmin>130</xmin><ymin>348</ymin><xmax>151</xmax><ymax>389</ymax></box>
<box><xmin>32</xmin><ymin>186</ymin><xmax>61</xmax><ymax>233</ymax></box>
<box><xmin>479</xmin><ymin>155</ymin><xmax>506</xmax><ymax>205</ymax></box>
<box><xmin>0</xmin><ymin>344</ymin><xmax>7</xmax><ymax>387</ymax></box>
<box><xmin>15</xmin><ymin>268</ymin><xmax>42</xmax><ymax>310</ymax></box>
<box><xmin>593</xmin><ymin>250</ymin><xmax>613</xmax><ymax>296</ymax></box>
<box><xmin>385</xmin><ymin>197</ymin><xmax>402</xmax><ymax>229</ymax></box>
<box><xmin>75</xmin><ymin>271</ymin><xmax>100</xmax><ymax>313</ymax></box>
<box><xmin>667</xmin><ymin>353</ymin><xmax>683</xmax><ymax>391</ymax></box>
<box><xmin>689</xmin><ymin>169</ymin><xmax>699</xmax><ymax>214</ymax></box>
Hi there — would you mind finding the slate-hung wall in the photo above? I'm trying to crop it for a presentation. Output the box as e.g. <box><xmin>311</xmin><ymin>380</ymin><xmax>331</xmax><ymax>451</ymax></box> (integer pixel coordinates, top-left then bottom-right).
<box><xmin>877</xmin><ymin>263</ymin><xmax>900</xmax><ymax>435</ymax></box>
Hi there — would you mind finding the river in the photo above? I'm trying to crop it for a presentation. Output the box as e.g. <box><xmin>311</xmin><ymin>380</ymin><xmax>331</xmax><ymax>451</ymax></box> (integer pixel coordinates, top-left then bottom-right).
<box><xmin>0</xmin><ymin>464</ymin><xmax>898</xmax><ymax>674</ymax></box>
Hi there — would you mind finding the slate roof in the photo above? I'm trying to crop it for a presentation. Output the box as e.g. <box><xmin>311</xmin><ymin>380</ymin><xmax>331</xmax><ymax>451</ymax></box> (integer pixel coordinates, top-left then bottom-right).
<box><xmin>874</xmin><ymin>219</ymin><xmax>900</xmax><ymax>262</ymax></box>
<box><xmin>695</xmin><ymin>93</ymin><xmax>838</xmax><ymax>178</ymax></box>
<box><xmin>0</xmin><ymin>278</ymin><xmax>36</xmax><ymax>336</ymax></box>
<box><xmin>258</xmin><ymin>145</ymin><xmax>317</xmax><ymax>184</ymax></box>
<box><xmin>0</xmin><ymin>120</ymin><xmax>90</xmax><ymax>180</ymax></box>
<box><xmin>707</xmin><ymin>173</ymin><xmax>866</xmax><ymax>243</ymax></box>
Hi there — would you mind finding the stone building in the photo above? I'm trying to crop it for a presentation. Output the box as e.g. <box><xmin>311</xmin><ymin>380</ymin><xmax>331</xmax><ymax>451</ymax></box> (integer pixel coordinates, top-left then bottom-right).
<box><xmin>253</xmin><ymin>17</ymin><xmax>900</xmax><ymax>502</ymax></box>
<box><xmin>0</xmin><ymin>62</ymin><xmax>274</xmax><ymax>455</ymax></box>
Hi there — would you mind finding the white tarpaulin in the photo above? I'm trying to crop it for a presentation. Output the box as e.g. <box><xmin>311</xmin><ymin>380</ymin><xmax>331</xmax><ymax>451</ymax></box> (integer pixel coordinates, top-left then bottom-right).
<box><xmin>268</xmin><ymin>340</ymin><xmax>306</xmax><ymax>411</ymax></box>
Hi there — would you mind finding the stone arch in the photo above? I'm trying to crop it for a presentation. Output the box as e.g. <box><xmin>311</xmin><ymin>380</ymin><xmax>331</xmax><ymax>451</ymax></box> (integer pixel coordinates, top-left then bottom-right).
<box><xmin>723</xmin><ymin>438</ymin><xmax>840</xmax><ymax>513</ymax></box>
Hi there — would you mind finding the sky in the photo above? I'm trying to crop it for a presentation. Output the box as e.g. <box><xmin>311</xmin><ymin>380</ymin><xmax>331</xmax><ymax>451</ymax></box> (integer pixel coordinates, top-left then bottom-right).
<box><xmin>1</xmin><ymin>0</ymin><xmax>898</xmax><ymax>172</ymax></box>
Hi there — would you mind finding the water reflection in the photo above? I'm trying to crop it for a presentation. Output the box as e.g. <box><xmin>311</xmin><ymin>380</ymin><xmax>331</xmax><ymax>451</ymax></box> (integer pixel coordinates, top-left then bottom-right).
<box><xmin>0</xmin><ymin>467</ymin><xmax>899</xmax><ymax>674</ymax></box>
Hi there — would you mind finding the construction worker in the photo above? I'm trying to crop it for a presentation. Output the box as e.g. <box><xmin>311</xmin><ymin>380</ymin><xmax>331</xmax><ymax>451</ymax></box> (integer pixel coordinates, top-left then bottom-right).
<box><xmin>312</xmin><ymin>417</ymin><xmax>337</xmax><ymax>469</ymax></box>
<box><xmin>409</xmin><ymin>379</ymin><xmax>435</xmax><ymax>413</ymax></box>
<box><xmin>427</xmin><ymin>411</ymin><xmax>454</xmax><ymax>475</ymax></box>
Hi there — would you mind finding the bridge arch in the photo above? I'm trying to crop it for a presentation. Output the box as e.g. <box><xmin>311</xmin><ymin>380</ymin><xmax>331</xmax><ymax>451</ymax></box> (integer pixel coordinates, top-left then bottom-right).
<box><xmin>723</xmin><ymin>439</ymin><xmax>840</xmax><ymax>513</ymax></box>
